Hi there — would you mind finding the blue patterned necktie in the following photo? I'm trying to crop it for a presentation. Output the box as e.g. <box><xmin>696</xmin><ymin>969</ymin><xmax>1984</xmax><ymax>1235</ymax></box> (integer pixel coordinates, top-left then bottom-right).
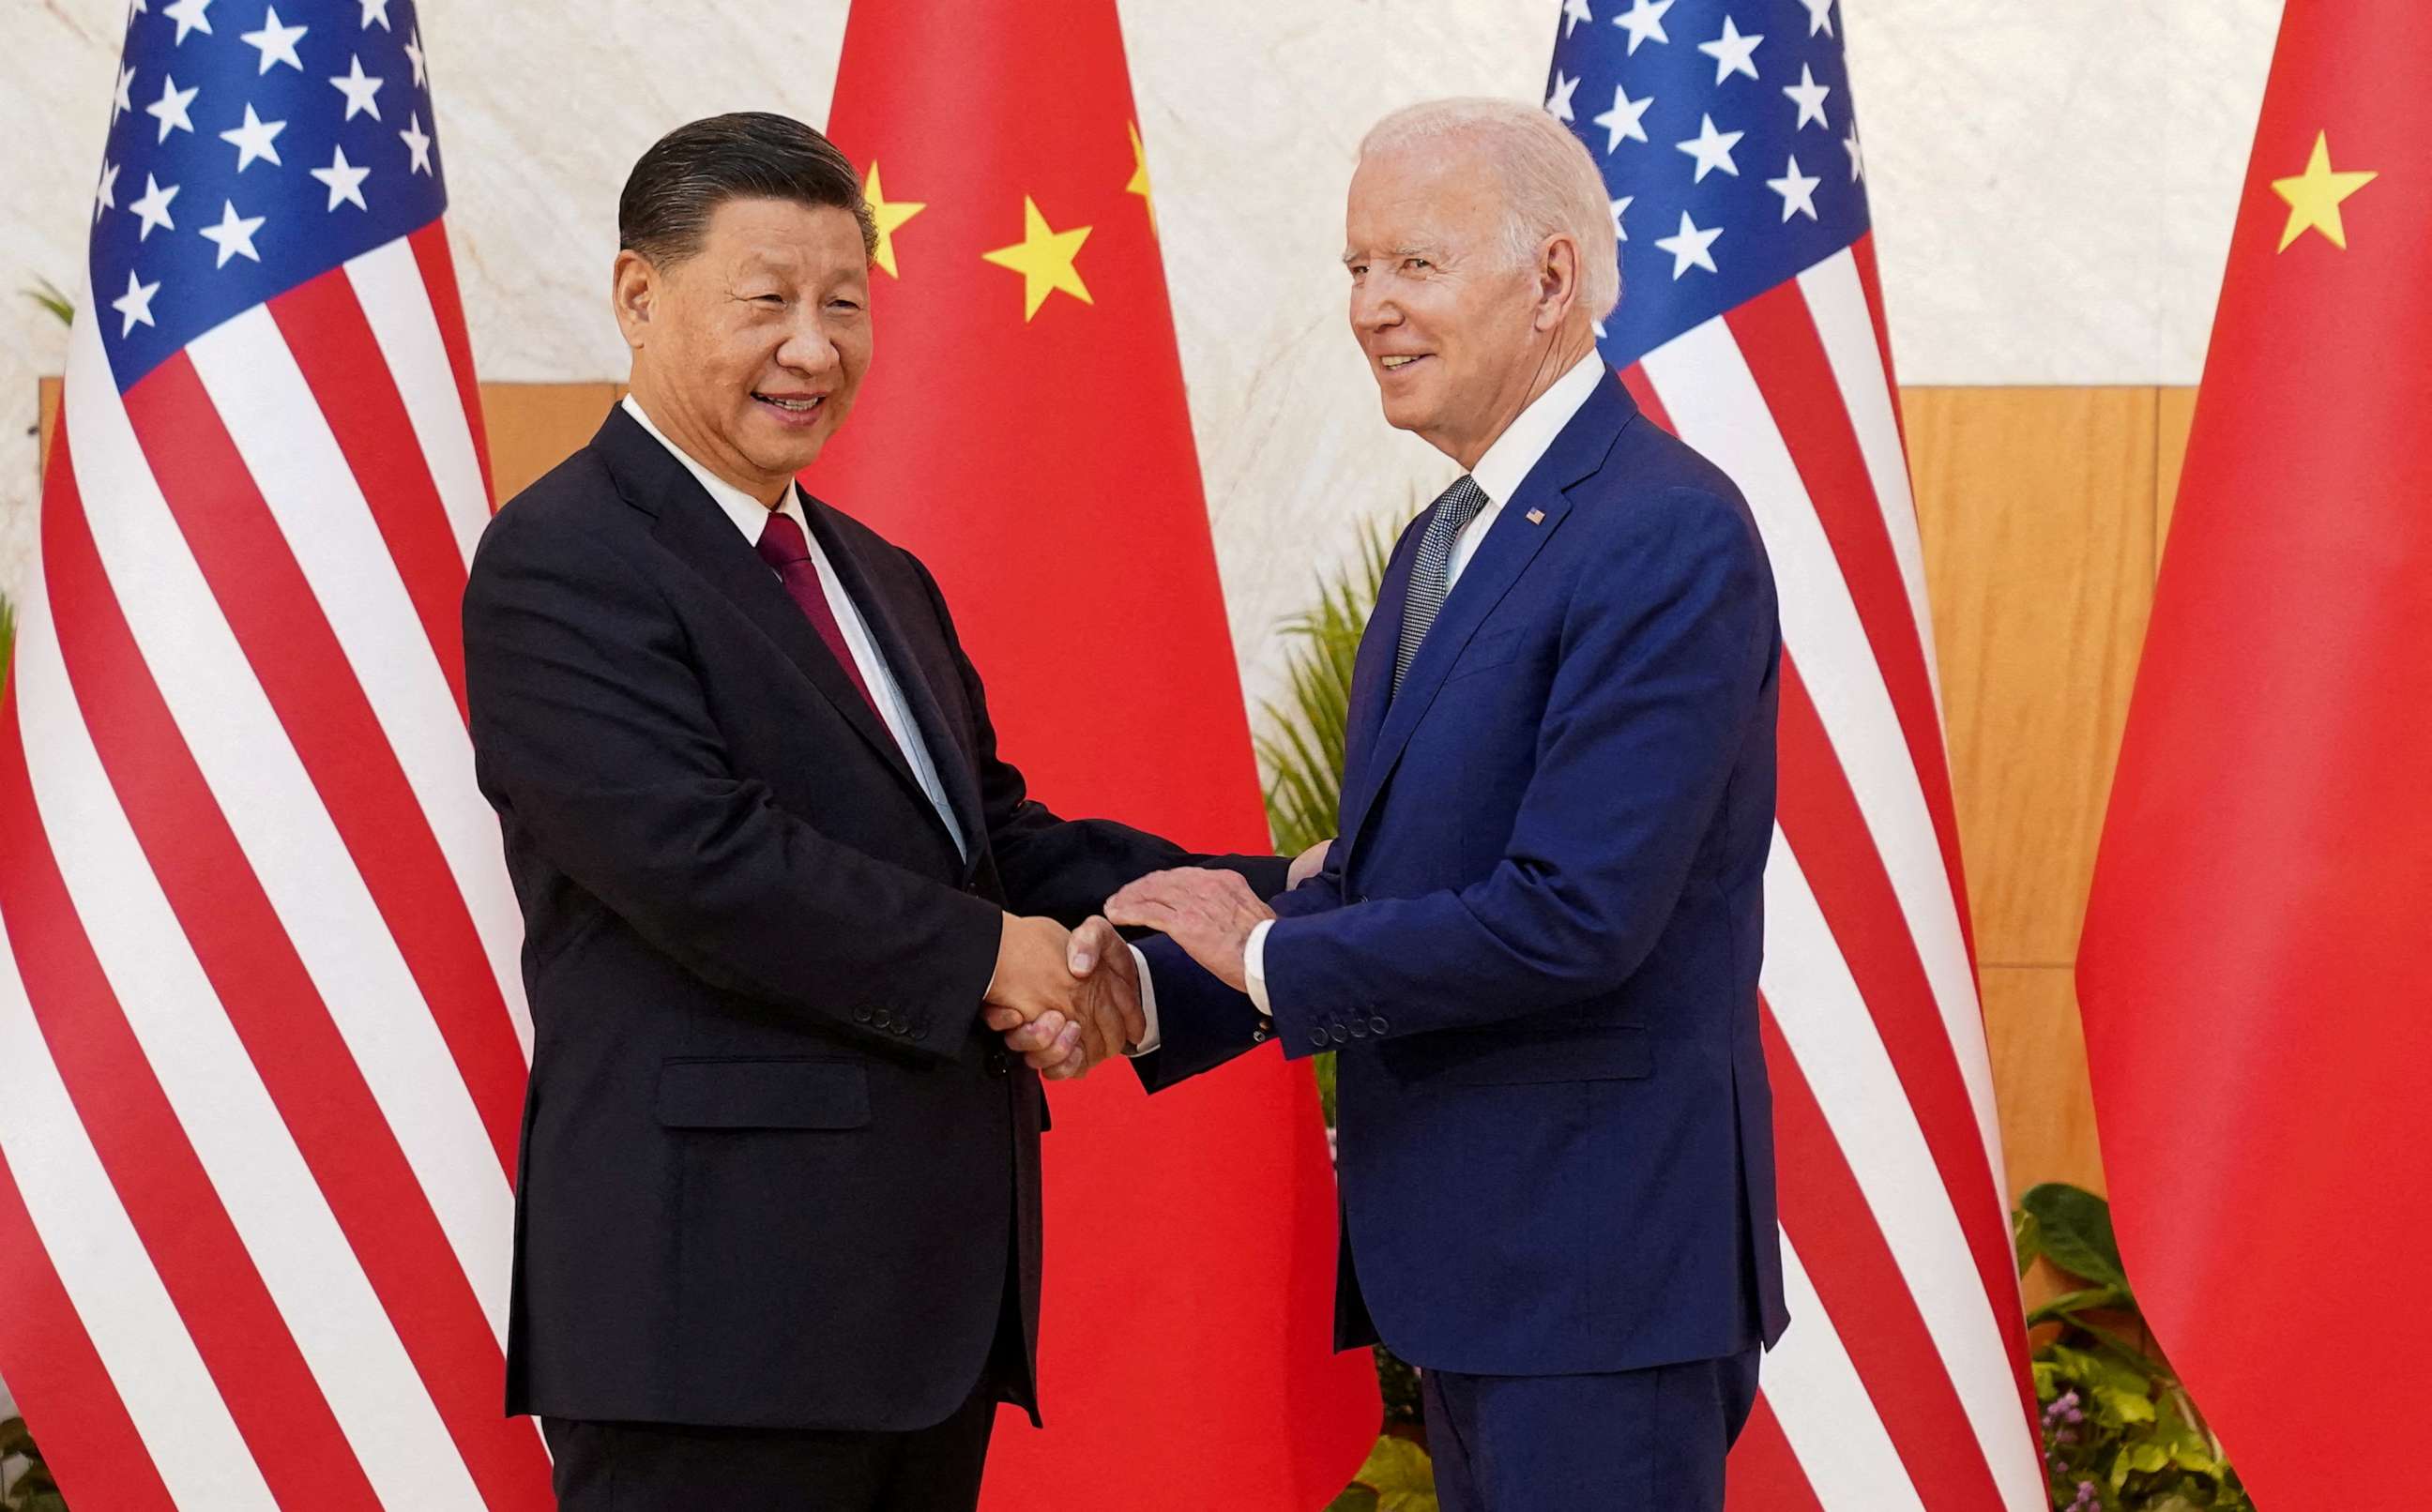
<box><xmin>1393</xmin><ymin>475</ymin><xmax>1492</xmax><ymax>697</ymax></box>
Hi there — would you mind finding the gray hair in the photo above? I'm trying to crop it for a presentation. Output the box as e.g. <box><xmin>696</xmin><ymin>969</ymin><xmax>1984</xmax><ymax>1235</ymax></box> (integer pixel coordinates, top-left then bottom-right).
<box><xmin>1360</xmin><ymin>98</ymin><xmax>1620</xmax><ymax>319</ymax></box>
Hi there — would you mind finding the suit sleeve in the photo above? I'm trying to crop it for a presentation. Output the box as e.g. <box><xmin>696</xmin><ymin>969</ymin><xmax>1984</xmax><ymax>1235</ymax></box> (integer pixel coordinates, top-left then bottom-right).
<box><xmin>1127</xmin><ymin>847</ymin><xmax>1349</xmax><ymax>1092</ymax></box>
<box><xmin>463</xmin><ymin>503</ymin><xmax>1003</xmax><ymax>1058</ymax></box>
<box><xmin>1259</xmin><ymin>488</ymin><xmax>1777</xmax><ymax>1055</ymax></box>
<box><xmin>902</xmin><ymin>554</ymin><xmax>1290</xmax><ymax>919</ymax></box>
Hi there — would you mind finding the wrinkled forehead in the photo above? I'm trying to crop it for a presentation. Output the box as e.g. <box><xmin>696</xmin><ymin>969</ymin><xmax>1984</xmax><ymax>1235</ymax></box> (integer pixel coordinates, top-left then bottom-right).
<box><xmin>1344</xmin><ymin>143</ymin><xmax>1505</xmax><ymax>260</ymax></box>
<box><xmin>690</xmin><ymin>197</ymin><xmax>869</xmax><ymax>278</ymax></box>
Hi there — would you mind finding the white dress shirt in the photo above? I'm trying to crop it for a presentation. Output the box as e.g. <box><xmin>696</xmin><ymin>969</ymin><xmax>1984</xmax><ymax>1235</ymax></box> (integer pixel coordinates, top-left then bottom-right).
<box><xmin>620</xmin><ymin>395</ymin><xmax>968</xmax><ymax>860</ymax></box>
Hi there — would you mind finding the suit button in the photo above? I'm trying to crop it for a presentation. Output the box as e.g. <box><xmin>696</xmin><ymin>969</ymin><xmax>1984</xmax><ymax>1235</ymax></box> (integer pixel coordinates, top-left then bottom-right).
<box><xmin>1309</xmin><ymin>1029</ymin><xmax>1329</xmax><ymax>1050</ymax></box>
<box><xmin>1369</xmin><ymin>1015</ymin><xmax>1390</xmax><ymax>1036</ymax></box>
<box><xmin>1329</xmin><ymin>1023</ymin><xmax>1349</xmax><ymax>1044</ymax></box>
<box><xmin>853</xmin><ymin>1006</ymin><xmax>874</xmax><ymax>1024</ymax></box>
<box><xmin>1348</xmin><ymin>1021</ymin><xmax>1369</xmax><ymax>1039</ymax></box>
<box><xmin>986</xmin><ymin>1050</ymin><xmax>1011</xmax><ymax>1077</ymax></box>
<box><xmin>911</xmin><ymin>1023</ymin><xmax>929</xmax><ymax>1042</ymax></box>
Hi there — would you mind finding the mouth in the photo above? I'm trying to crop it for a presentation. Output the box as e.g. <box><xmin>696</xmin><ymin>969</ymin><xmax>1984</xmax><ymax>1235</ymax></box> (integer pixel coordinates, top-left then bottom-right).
<box><xmin>1377</xmin><ymin>354</ymin><xmax>1430</xmax><ymax>375</ymax></box>
<box><xmin>753</xmin><ymin>391</ymin><xmax>828</xmax><ymax>425</ymax></box>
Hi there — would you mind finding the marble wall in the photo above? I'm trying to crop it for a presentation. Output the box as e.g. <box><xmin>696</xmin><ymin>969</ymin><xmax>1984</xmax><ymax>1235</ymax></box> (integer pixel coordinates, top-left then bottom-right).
<box><xmin>0</xmin><ymin>0</ymin><xmax>2281</xmax><ymax>720</ymax></box>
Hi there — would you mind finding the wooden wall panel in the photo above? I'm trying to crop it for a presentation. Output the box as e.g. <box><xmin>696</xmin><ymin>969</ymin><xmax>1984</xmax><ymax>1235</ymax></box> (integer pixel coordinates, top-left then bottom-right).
<box><xmin>1904</xmin><ymin>386</ymin><xmax>2158</xmax><ymax>970</ymax></box>
<box><xmin>2156</xmin><ymin>386</ymin><xmax>2198</xmax><ymax>555</ymax></box>
<box><xmin>37</xmin><ymin>376</ymin><xmax>58</xmax><ymax>479</ymax></box>
<box><xmin>1981</xmin><ymin>965</ymin><xmax>2109</xmax><ymax>1197</ymax></box>
<box><xmin>478</xmin><ymin>383</ymin><xmax>621</xmax><ymax>504</ymax></box>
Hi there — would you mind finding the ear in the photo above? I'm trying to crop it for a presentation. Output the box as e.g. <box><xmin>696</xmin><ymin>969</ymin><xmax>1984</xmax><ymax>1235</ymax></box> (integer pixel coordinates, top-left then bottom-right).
<box><xmin>610</xmin><ymin>249</ymin><xmax>657</xmax><ymax>352</ymax></box>
<box><xmin>1534</xmin><ymin>233</ymin><xmax>1582</xmax><ymax>332</ymax></box>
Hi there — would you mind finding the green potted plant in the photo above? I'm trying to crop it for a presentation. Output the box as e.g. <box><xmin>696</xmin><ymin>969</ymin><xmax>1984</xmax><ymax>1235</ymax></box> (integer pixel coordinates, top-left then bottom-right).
<box><xmin>2015</xmin><ymin>1183</ymin><xmax>2251</xmax><ymax>1511</ymax></box>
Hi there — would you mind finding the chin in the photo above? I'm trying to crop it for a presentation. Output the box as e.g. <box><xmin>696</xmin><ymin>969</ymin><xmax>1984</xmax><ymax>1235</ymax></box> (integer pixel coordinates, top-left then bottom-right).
<box><xmin>1377</xmin><ymin>392</ymin><xmax>1434</xmax><ymax>434</ymax></box>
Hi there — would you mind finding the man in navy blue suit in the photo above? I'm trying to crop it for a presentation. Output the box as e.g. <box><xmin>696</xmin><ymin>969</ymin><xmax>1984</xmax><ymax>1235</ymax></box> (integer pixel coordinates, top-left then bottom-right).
<box><xmin>1022</xmin><ymin>98</ymin><xmax>1789</xmax><ymax>1508</ymax></box>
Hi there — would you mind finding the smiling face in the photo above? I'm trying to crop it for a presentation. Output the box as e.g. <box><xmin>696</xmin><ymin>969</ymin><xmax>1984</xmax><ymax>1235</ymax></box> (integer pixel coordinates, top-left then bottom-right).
<box><xmin>614</xmin><ymin>195</ymin><xmax>873</xmax><ymax>503</ymax></box>
<box><xmin>1345</xmin><ymin>144</ymin><xmax>1555</xmax><ymax>469</ymax></box>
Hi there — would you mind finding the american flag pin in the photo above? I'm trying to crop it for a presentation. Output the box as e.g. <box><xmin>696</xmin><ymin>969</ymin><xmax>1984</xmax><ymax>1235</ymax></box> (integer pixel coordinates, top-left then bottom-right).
<box><xmin>1526</xmin><ymin>507</ymin><xmax>1545</xmax><ymax>524</ymax></box>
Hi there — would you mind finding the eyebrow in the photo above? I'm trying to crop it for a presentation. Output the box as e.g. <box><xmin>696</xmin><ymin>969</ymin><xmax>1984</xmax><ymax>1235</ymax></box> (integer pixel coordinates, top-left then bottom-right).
<box><xmin>1343</xmin><ymin>243</ymin><xmax>1437</xmax><ymax>265</ymax></box>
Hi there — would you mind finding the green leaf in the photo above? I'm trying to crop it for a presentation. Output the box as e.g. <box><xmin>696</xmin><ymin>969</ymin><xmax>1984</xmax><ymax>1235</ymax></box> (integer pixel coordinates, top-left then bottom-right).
<box><xmin>2014</xmin><ymin>1206</ymin><xmax>2044</xmax><ymax>1278</ymax></box>
<box><xmin>2027</xmin><ymin>1285</ymin><xmax>2132</xmax><ymax>1327</ymax></box>
<box><xmin>1349</xmin><ymin>1436</ymin><xmax>1438</xmax><ymax>1512</ymax></box>
<box><xmin>20</xmin><ymin>278</ymin><xmax>73</xmax><ymax>326</ymax></box>
<box><xmin>2021</xmin><ymin>1183</ymin><xmax>2129</xmax><ymax>1292</ymax></box>
<box><xmin>1256</xmin><ymin>515</ymin><xmax>1399</xmax><ymax>860</ymax></box>
<box><xmin>1</xmin><ymin>593</ymin><xmax>15</xmax><ymax>703</ymax></box>
<box><xmin>1324</xmin><ymin>1488</ymin><xmax>1381</xmax><ymax>1512</ymax></box>
<box><xmin>0</xmin><ymin>1415</ymin><xmax>31</xmax><ymax>1458</ymax></box>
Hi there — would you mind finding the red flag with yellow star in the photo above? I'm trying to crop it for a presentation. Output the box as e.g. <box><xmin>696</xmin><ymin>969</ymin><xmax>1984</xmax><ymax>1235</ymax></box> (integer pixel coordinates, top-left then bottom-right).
<box><xmin>2077</xmin><ymin>1</ymin><xmax>2432</xmax><ymax>1503</ymax></box>
<box><xmin>817</xmin><ymin>1</ymin><xmax>1379</xmax><ymax>1504</ymax></box>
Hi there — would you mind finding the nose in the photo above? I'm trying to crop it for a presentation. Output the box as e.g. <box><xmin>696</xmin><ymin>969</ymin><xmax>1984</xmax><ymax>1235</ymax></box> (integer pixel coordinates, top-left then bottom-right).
<box><xmin>1350</xmin><ymin>280</ymin><xmax>1401</xmax><ymax>338</ymax></box>
<box><xmin>774</xmin><ymin>306</ymin><xmax>844</xmax><ymax>378</ymax></box>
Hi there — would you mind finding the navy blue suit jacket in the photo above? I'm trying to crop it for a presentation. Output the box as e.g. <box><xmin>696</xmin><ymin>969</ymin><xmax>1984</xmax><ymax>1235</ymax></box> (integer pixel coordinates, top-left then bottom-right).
<box><xmin>1140</xmin><ymin>378</ymin><xmax>1790</xmax><ymax>1377</ymax></box>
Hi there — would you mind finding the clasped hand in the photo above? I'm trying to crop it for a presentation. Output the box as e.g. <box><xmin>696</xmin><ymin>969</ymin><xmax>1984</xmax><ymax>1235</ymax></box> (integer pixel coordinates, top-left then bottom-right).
<box><xmin>980</xmin><ymin>915</ymin><xmax>1140</xmax><ymax>1081</ymax></box>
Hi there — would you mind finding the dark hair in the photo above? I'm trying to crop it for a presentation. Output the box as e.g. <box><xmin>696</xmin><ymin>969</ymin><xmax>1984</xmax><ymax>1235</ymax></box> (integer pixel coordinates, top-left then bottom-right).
<box><xmin>617</xmin><ymin>112</ymin><xmax>877</xmax><ymax>265</ymax></box>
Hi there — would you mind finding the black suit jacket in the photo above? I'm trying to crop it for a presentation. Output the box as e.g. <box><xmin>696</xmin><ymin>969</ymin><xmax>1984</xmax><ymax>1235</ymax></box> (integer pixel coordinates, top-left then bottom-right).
<box><xmin>464</xmin><ymin>406</ymin><xmax>1285</xmax><ymax>1431</ymax></box>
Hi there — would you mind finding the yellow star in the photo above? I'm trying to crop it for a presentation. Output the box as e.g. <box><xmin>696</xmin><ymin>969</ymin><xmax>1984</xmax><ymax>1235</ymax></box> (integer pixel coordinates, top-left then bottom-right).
<box><xmin>862</xmin><ymin>162</ymin><xmax>925</xmax><ymax>279</ymax></box>
<box><xmin>1127</xmin><ymin>120</ymin><xmax>1156</xmax><ymax>239</ymax></box>
<box><xmin>2271</xmin><ymin>131</ymin><xmax>2377</xmax><ymax>251</ymax></box>
<box><xmin>980</xmin><ymin>196</ymin><xmax>1093</xmax><ymax>321</ymax></box>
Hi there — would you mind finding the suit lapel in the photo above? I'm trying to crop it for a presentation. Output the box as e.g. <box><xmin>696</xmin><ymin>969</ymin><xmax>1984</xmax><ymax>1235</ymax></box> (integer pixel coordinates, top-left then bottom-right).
<box><xmin>800</xmin><ymin>497</ymin><xmax>987</xmax><ymax>867</ymax></box>
<box><xmin>1339</xmin><ymin>379</ymin><xmax>1638</xmax><ymax>859</ymax></box>
<box><xmin>593</xmin><ymin>407</ymin><xmax>929</xmax><ymax>808</ymax></box>
<box><xmin>1336</xmin><ymin>523</ymin><xmax>1417</xmax><ymax>841</ymax></box>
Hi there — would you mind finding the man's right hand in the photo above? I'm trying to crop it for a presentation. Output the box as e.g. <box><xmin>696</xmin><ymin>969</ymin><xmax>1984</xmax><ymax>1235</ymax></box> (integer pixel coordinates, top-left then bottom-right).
<box><xmin>982</xmin><ymin>915</ymin><xmax>1143</xmax><ymax>1077</ymax></box>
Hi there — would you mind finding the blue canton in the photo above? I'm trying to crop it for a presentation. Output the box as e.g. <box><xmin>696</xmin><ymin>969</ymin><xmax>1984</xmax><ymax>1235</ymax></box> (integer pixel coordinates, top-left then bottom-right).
<box><xmin>1548</xmin><ymin>0</ymin><xmax>1868</xmax><ymax>369</ymax></box>
<box><xmin>88</xmin><ymin>0</ymin><xmax>449</xmax><ymax>390</ymax></box>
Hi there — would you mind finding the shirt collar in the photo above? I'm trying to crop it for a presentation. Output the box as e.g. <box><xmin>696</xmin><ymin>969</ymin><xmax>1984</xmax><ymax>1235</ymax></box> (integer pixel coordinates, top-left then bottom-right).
<box><xmin>1466</xmin><ymin>351</ymin><xmax>1609</xmax><ymax>508</ymax></box>
<box><xmin>620</xmin><ymin>393</ymin><xmax>802</xmax><ymax>545</ymax></box>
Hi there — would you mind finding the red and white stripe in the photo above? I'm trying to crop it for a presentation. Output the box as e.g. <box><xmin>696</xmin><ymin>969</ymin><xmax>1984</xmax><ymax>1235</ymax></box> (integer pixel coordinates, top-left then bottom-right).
<box><xmin>1626</xmin><ymin>238</ymin><xmax>2045</xmax><ymax>1511</ymax></box>
<box><xmin>0</xmin><ymin>229</ymin><xmax>555</xmax><ymax>1509</ymax></box>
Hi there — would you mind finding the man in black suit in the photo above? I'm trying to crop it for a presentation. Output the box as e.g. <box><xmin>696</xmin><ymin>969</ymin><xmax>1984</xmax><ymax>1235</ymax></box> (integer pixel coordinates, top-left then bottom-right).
<box><xmin>463</xmin><ymin>113</ymin><xmax>1286</xmax><ymax>1511</ymax></box>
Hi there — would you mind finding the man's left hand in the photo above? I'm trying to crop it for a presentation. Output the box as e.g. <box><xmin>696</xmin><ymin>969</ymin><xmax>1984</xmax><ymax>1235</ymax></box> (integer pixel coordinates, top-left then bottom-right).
<box><xmin>1104</xmin><ymin>869</ymin><xmax>1278</xmax><ymax>993</ymax></box>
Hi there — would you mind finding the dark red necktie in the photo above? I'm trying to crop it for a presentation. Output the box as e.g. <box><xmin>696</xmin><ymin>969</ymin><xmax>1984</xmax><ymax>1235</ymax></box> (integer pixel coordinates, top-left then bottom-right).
<box><xmin>755</xmin><ymin>509</ymin><xmax>882</xmax><ymax>719</ymax></box>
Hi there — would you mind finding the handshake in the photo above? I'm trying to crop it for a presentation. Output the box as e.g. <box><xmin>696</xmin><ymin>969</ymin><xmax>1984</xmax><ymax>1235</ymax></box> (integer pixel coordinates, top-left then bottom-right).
<box><xmin>976</xmin><ymin>839</ymin><xmax>1330</xmax><ymax>1081</ymax></box>
<box><xmin>979</xmin><ymin>915</ymin><xmax>1142</xmax><ymax>1081</ymax></box>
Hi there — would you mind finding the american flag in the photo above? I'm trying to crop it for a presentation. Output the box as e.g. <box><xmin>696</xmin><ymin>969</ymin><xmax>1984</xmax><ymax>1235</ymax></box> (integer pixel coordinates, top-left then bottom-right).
<box><xmin>0</xmin><ymin>2</ymin><xmax>552</xmax><ymax>1507</ymax></box>
<box><xmin>1546</xmin><ymin>3</ymin><xmax>2044</xmax><ymax>1507</ymax></box>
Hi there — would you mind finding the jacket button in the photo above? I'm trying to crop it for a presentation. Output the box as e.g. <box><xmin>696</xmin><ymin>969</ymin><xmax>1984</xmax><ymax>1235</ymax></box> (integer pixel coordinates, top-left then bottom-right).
<box><xmin>1329</xmin><ymin>1023</ymin><xmax>1349</xmax><ymax>1044</ymax></box>
<box><xmin>1309</xmin><ymin>1029</ymin><xmax>1328</xmax><ymax>1050</ymax></box>
<box><xmin>986</xmin><ymin>1050</ymin><xmax>1010</xmax><ymax>1077</ymax></box>
<box><xmin>1369</xmin><ymin>1015</ymin><xmax>1390</xmax><ymax>1036</ymax></box>
<box><xmin>1251</xmin><ymin>1026</ymin><xmax>1269</xmax><ymax>1044</ymax></box>
<box><xmin>1348</xmin><ymin>1021</ymin><xmax>1369</xmax><ymax>1039</ymax></box>
<box><xmin>853</xmin><ymin>1006</ymin><xmax>874</xmax><ymax>1024</ymax></box>
<box><xmin>911</xmin><ymin>1023</ymin><xmax>929</xmax><ymax>1042</ymax></box>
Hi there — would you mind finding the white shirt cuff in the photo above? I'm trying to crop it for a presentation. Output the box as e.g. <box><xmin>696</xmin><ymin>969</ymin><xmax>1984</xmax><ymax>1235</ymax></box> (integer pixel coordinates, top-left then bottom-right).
<box><xmin>1245</xmin><ymin>918</ymin><xmax>1276</xmax><ymax>1016</ymax></box>
<box><xmin>1125</xmin><ymin>944</ymin><xmax>1162</xmax><ymax>1056</ymax></box>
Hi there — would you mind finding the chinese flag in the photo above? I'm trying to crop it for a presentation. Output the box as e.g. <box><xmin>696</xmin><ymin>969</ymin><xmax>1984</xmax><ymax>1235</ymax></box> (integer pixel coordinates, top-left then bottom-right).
<box><xmin>817</xmin><ymin>1</ymin><xmax>1379</xmax><ymax>1504</ymax></box>
<box><xmin>2076</xmin><ymin>1</ymin><xmax>2432</xmax><ymax>1504</ymax></box>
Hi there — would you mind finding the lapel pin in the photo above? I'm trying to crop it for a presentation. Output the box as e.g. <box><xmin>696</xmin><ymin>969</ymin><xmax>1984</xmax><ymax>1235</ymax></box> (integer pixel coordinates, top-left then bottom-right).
<box><xmin>1526</xmin><ymin>507</ymin><xmax>1545</xmax><ymax>525</ymax></box>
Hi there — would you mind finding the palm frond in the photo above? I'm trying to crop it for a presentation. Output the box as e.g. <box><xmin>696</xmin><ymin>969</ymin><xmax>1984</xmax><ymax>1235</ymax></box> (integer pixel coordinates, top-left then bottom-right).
<box><xmin>1254</xmin><ymin>517</ymin><xmax>1394</xmax><ymax>857</ymax></box>
<box><xmin>21</xmin><ymin>278</ymin><xmax>73</xmax><ymax>326</ymax></box>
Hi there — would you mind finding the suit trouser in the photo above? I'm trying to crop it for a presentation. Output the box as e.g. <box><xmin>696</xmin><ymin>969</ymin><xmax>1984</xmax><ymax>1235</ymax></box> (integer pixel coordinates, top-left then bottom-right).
<box><xmin>1420</xmin><ymin>1347</ymin><xmax>1762</xmax><ymax>1512</ymax></box>
<box><xmin>540</xmin><ymin>1385</ymin><xmax>996</xmax><ymax>1512</ymax></box>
